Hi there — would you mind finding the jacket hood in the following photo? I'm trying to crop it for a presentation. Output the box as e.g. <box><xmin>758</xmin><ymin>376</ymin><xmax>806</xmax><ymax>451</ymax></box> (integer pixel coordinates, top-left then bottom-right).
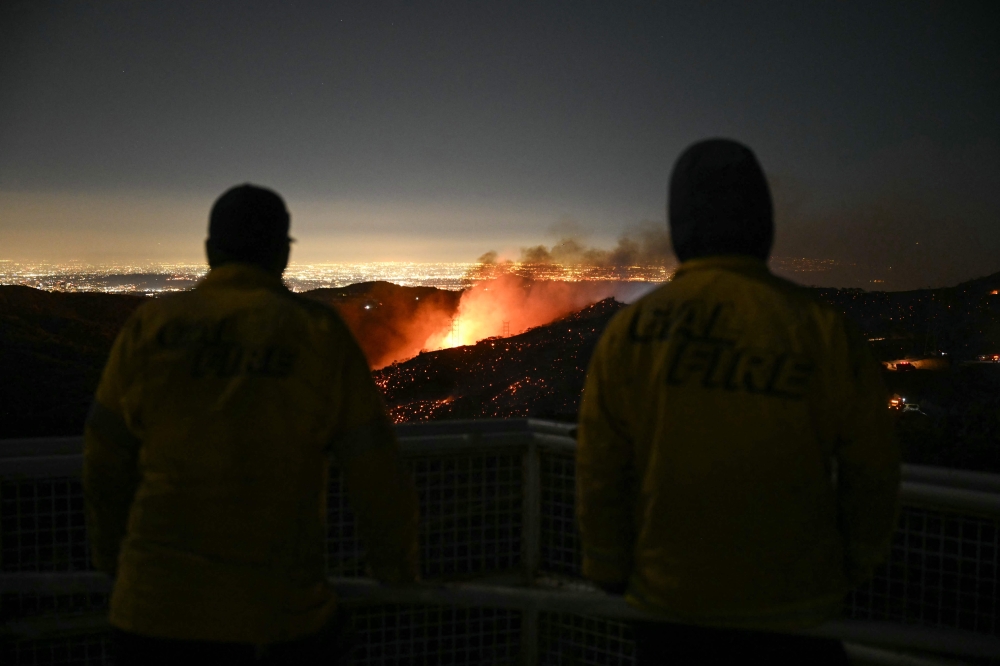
<box><xmin>668</xmin><ymin>139</ymin><xmax>773</xmax><ymax>263</ymax></box>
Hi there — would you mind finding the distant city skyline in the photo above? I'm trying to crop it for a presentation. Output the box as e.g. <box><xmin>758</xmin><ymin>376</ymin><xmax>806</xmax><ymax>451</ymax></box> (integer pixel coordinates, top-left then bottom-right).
<box><xmin>0</xmin><ymin>255</ymin><xmax>971</xmax><ymax>294</ymax></box>
<box><xmin>2</xmin><ymin>2</ymin><xmax>998</xmax><ymax>290</ymax></box>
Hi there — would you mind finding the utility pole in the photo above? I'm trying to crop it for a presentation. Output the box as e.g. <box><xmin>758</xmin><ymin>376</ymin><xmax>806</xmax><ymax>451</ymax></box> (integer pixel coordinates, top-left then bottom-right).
<box><xmin>924</xmin><ymin>327</ymin><xmax>937</xmax><ymax>356</ymax></box>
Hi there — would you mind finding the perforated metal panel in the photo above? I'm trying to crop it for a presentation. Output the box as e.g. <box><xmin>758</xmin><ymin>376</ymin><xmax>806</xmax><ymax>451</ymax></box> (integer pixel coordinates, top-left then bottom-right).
<box><xmin>539</xmin><ymin>452</ymin><xmax>581</xmax><ymax>577</ymax></box>
<box><xmin>846</xmin><ymin>506</ymin><xmax>999</xmax><ymax>634</ymax></box>
<box><xmin>326</xmin><ymin>471</ymin><xmax>367</xmax><ymax>577</ymax></box>
<box><xmin>351</xmin><ymin>604</ymin><xmax>521</xmax><ymax>665</ymax></box>
<box><xmin>1</xmin><ymin>479</ymin><xmax>90</xmax><ymax>573</ymax></box>
<box><xmin>326</xmin><ymin>451</ymin><xmax>525</xmax><ymax>581</ymax></box>
<box><xmin>538</xmin><ymin>613</ymin><xmax>634</xmax><ymax>665</ymax></box>
<box><xmin>413</xmin><ymin>452</ymin><xmax>523</xmax><ymax>579</ymax></box>
<box><xmin>1</xmin><ymin>634</ymin><xmax>110</xmax><ymax>666</ymax></box>
<box><xmin>1</xmin><ymin>591</ymin><xmax>108</xmax><ymax>620</ymax></box>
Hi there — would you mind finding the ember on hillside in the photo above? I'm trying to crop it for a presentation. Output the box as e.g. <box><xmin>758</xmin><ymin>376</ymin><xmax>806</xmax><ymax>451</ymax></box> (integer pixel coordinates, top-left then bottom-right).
<box><xmin>374</xmin><ymin>298</ymin><xmax>627</xmax><ymax>423</ymax></box>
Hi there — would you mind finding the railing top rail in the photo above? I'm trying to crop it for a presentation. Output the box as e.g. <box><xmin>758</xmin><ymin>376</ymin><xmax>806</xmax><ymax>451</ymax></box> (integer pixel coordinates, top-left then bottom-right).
<box><xmin>0</xmin><ymin>435</ymin><xmax>83</xmax><ymax>457</ymax></box>
<box><xmin>395</xmin><ymin>418</ymin><xmax>577</xmax><ymax>439</ymax></box>
<box><xmin>0</xmin><ymin>419</ymin><xmax>578</xmax><ymax>458</ymax></box>
<box><xmin>2</xmin><ymin>419</ymin><xmax>998</xmax><ymax>491</ymax></box>
<box><xmin>902</xmin><ymin>463</ymin><xmax>1000</xmax><ymax>494</ymax></box>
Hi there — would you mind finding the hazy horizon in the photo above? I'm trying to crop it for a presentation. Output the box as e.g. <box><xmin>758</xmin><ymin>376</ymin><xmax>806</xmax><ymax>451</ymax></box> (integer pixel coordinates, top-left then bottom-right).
<box><xmin>4</xmin><ymin>253</ymin><xmax>999</xmax><ymax>294</ymax></box>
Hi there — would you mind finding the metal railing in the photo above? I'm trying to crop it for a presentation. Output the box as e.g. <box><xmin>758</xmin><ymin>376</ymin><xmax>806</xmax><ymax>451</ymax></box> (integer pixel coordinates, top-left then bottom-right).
<box><xmin>2</xmin><ymin>419</ymin><xmax>999</xmax><ymax>665</ymax></box>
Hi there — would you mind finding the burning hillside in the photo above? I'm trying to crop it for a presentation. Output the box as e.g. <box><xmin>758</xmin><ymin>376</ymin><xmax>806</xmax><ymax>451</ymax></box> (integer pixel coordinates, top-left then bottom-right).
<box><xmin>305</xmin><ymin>275</ymin><xmax>652</xmax><ymax>368</ymax></box>
<box><xmin>374</xmin><ymin>298</ymin><xmax>627</xmax><ymax>423</ymax></box>
<box><xmin>423</xmin><ymin>274</ymin><xmax>637</xmax><ymax>349</ymax></box>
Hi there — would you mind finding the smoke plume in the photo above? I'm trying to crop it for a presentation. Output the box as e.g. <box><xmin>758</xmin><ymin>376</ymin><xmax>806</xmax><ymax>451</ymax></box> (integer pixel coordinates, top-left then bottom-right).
<box><xmin>519</xmin><ymin>221</ymin><xmax>674</xmax><ymax>268</ymax></box>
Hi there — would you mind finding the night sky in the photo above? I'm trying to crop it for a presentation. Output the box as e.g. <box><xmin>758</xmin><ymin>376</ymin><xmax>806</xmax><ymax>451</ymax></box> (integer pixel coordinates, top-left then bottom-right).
<box><xmin>1</xmin><ymin>2</ymin><xmax>998</xmax><ymax>289</ymax></box>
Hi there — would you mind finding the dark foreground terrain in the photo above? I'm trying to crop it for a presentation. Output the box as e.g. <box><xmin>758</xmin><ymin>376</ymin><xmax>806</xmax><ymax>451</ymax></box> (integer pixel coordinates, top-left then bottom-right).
<box><xmin>2</xmin><ymin>273</ymin><xmax>999</xmax><ymax>472</ymax></box>
<box><xmin>885</xmin><ymin>364</ymin><xmax>1000</xmax><ymax>472</ymax></box>
<box><xmin>0</xmin><ymin>286</ymin><xmax>146</xmax><ymax>438</ymax></box>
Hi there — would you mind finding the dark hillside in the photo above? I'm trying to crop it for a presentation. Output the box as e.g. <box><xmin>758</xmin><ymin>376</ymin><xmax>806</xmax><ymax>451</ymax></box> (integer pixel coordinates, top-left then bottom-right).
<box><xmin>814</xmin><ymin>272</ymin><xmax>1000</xmax><ymax>361</ymax></box>
<box><xmin>885</xmin><ymin>364</ymin><xmax>1000</xmax><ymax>473</ymax></box>
<box><xmin>0</xmin><ymin>286</ymin><xmax>146</xmax><ymax>437</ymax></box>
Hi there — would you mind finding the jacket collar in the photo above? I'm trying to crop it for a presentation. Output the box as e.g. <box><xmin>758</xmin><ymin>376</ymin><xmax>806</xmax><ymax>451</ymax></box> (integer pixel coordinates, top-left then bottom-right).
<box><xmin>198</xmin><ymin>262</ymin><xmax>288</xmax><ymax>292</ymax></box>
<box><xmin>673</xmin><ymin>254</ymin><xmax>771</xmax><ymax>280</ymax></box>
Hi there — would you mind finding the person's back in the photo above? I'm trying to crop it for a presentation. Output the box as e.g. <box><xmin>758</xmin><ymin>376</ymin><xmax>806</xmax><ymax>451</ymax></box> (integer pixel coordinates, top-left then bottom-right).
<box><xmin>576</xmin><ymin>140</ymin><xmax>899</xmax><ymax>663</ymax></box>
<box><xmin>84</xmin><ymin>185</ymin><xmax>418</xmax><ymax>661</ymax></box>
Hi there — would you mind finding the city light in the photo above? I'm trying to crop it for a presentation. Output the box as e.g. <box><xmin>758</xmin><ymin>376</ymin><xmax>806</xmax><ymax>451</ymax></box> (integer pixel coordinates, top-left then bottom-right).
<box><xmin>0</xmin><ymin>261</ymin><xmax>674</xmax><ymax>295</ymax></box>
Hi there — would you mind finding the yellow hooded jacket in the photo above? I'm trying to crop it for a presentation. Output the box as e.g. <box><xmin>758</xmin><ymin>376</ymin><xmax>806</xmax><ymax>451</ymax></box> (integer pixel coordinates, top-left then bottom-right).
<box><xmin>83</xmin><ymin>263</ymin><xmax>419</xmax><ymax>644</ymax></box>
<box><xmin>577</xmin><ymin>256</ymin><xmax>899</xmax><ymax>630</ymax></box>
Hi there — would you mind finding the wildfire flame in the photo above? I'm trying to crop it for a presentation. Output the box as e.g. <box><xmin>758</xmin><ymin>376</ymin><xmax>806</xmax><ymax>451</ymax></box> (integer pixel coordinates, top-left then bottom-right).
<box><xmin>423</xmin><ymin>273</ymin><xmax>636</xmax><ymax>350</ymax></box>
<box><xmin>341</xmin><ymin>262</ymin><xmax>666</xmax><ymax>369</ymax></box>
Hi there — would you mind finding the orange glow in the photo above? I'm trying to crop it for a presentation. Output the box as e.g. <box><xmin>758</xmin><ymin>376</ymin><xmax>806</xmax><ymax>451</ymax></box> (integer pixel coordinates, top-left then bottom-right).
<box><xmin>339</xmin><ymin>264</ymin><xmax>662</xmax><ymax>368</ymax></box>
<box><xmin>425</xmin><ymin>274</ymin><xmax>624</xmax><ymax>350</ymax></box>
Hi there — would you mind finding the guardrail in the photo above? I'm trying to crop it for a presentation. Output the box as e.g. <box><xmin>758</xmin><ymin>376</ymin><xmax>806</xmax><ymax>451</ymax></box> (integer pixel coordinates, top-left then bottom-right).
<box><xmin>2</xmin><ymin>419</ymin><xmax>999</xmax><ymax>665</ymax></box>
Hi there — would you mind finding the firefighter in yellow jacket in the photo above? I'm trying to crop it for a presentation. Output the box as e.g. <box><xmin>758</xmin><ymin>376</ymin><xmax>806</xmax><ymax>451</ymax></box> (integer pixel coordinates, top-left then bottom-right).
<box><xmin>577</xmin><ymin>140</ymin><xmax>899</xmax><ymax>665</ymax></box>
<box><xmin>84</xmin><ymin>184</ymin><xmax>419</xmax><ymax>665</ymax></box>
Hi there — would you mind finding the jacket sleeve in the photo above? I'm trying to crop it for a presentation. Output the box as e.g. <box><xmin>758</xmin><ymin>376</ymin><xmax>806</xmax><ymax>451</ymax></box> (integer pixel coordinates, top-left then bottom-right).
<box><xmin>834</xmin><ymin>318</ymin><xmax>901</xmax><ymax>586</ymax></box>
<box><xmin>83</xmin><ymin>315</ymin><xmax>143</xmax><ymax>576</ymax></box>
<box><xmin>576</xmin><ymin>323</ymin><xmax>636</xmax><ymax>586</ymax></box>
<box><xmin>329</xmin><ymin>341</ymin><xmax>420</xmax><ymax>584</ymax></box>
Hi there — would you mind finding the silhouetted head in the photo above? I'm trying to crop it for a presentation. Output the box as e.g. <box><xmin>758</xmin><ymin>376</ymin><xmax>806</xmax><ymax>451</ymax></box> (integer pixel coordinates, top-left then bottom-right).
<box><xmin>668</xmin><ymin>139</ymin><xmax>773</xmax><ymax>263</ymax></box>
<box><xmin>206</xmin><ymin>184</ymin><xmax>292</xmax><ymax>274</ymax></box>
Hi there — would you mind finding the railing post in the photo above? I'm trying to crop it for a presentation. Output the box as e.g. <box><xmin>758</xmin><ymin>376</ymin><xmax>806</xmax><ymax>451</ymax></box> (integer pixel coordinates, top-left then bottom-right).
<box><xmin>520</xmin><ymin>607</ymin><xmax>539</xmax><ymax>666</ymax></box>
<box><xmin>521</xmin><ymin>437</ymin><xmax>542</xmax><ymax>665</ymax></box>
<box><xmin>522</xmin><ymin>438</ymin><xmax>541</xmax><ymax>583</ymax></box>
